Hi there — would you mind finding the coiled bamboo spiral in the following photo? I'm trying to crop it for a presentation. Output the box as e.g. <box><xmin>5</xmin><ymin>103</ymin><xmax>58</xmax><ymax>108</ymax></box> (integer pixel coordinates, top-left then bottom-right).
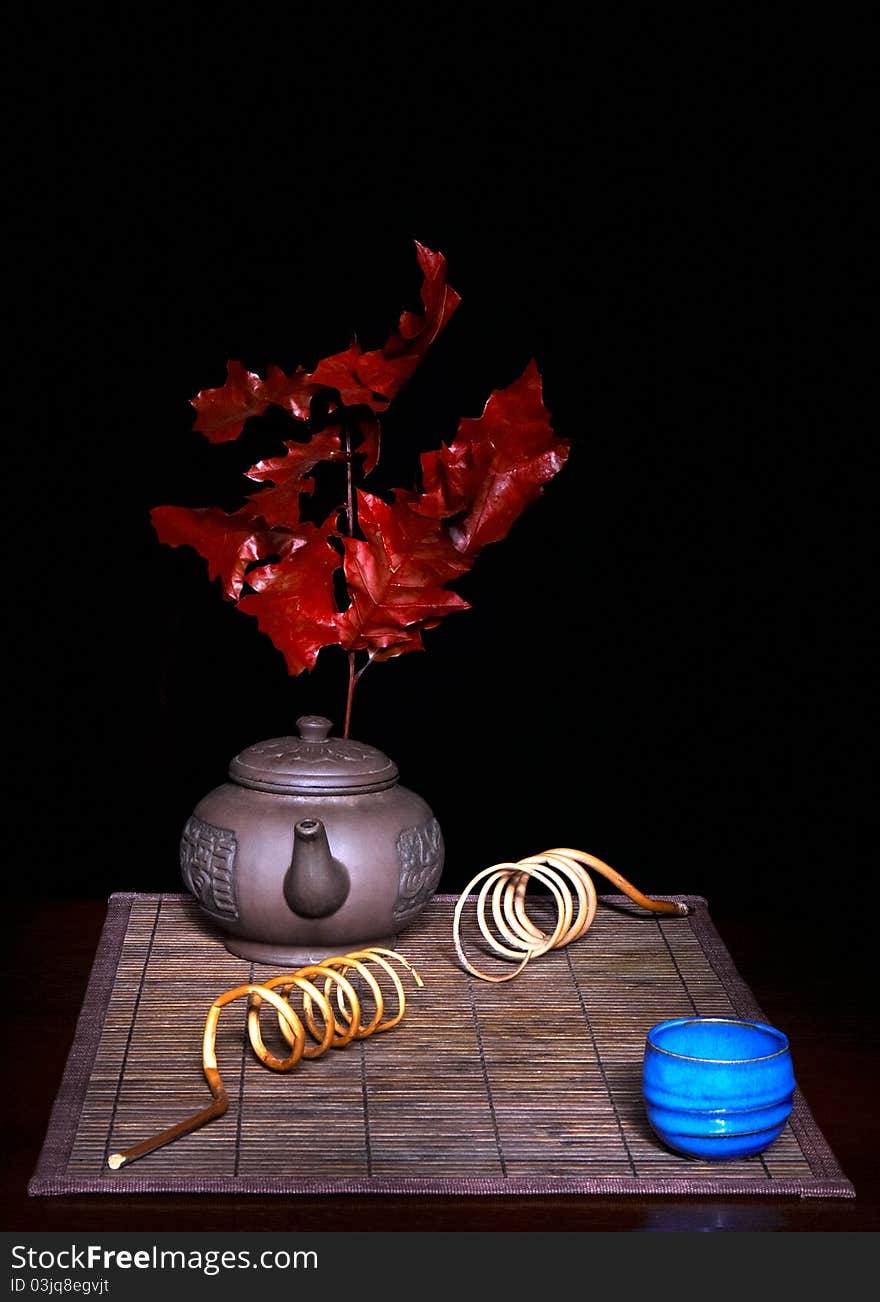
<box><xmin>453</xmin><ymin>847</ymin><xmax>689</xmax><ymax>983</ymax></box>
<box><xmin>107</xmin><ymin>946</ymin><xmax>422</xmax><ymax>1170</ymax></box>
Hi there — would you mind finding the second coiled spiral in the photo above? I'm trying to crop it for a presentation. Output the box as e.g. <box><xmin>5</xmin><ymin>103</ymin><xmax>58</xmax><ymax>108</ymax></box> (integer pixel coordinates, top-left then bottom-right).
<box><xmin>108</xmin><ymin>946</ymin><xmax>422</xmax><ymax>1170</ymax></box>
<box><xmin>453</xmin><ymin>847</ymin><xmax>689</xmax><ymax>982</ymax></box>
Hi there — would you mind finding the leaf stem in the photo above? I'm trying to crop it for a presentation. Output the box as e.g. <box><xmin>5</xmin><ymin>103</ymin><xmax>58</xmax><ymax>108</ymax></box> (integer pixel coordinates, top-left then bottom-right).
<box><xmin>344</xmin><ymin>650</ymin><xmax>357</xmax><ymax>739</ymax></box>
<box><xmin>344</xmin><ymin>425</ymin><xmax>357</xmax><ymax>537</ymax></box>
<box><xmin>342</xmin><ymin>419</ymin><xmax>358</xmax><ymax>739</ymax></box>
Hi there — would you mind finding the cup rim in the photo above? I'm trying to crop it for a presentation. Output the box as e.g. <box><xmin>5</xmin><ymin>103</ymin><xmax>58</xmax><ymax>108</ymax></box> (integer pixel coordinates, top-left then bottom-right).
<box><xmin>645</xmin><ymin>1016</ymin><xmax>790</xmax><ymax>1064</ymax></box>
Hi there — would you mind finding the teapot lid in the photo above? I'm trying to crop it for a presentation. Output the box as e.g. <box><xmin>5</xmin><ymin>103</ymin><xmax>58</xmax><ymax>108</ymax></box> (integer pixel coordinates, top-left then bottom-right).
<box><xmin>228</xmin><ymin>716</ymin><xmax>399</xmax><ymax>795</ymax></box>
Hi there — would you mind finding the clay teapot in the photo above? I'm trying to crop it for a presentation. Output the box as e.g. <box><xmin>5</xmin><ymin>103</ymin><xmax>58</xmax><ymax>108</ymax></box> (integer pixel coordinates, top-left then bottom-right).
<box><xmin>179</xmin><ymin>716</ymin><xmax>444</xmax><ymax>965</ymax></box>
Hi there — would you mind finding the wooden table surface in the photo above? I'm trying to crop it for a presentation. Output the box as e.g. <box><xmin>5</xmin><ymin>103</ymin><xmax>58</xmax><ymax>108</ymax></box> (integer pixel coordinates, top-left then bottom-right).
<box><xmin>3</xmin><ymin>897</ymin><xmax>877</xmax><ymax>1233</ymax></box>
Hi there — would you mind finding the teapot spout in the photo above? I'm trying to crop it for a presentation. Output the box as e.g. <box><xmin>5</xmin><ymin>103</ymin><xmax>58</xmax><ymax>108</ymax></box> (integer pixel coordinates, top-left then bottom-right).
<box><xmin>283</xmin><ymin>818</ymin><xmax>350</xmax><ymax>919</ymax></box>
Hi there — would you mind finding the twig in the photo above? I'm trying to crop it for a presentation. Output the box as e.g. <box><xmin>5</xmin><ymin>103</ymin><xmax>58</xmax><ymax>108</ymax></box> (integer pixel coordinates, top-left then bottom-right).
<box><xmin>344</xmin><ymin>650</ymin><xmax>357</xmax><ymax>739</ymax></box>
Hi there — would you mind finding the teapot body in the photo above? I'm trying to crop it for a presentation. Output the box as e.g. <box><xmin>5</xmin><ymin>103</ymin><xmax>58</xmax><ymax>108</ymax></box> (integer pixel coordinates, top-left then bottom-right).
<box><xmin>179</xmin><ymin>719</ymin><xmax>444</xmax><ymax>965</ymax></box>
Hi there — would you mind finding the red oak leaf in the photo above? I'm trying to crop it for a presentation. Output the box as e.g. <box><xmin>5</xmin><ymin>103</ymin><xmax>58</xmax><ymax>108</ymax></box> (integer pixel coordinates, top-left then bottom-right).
<box><xmin>416</xmin><ymin>359</ymin><xmax>570</xmax><ymax>554</ymax></box>
<box><xmin>238</xmin><ymin>522</ymin><xmax>344</xmax><ymax>675</ymax></box>
<box><xmin>150</xmin><ymin>503</ymin><xmax>267</xmax><ymax>600</ymax></box>
<box><xmin>300</xmin><ymin>349</ymin><xmax>381</xmax><ymax>409</ymax></box>
<box><xmin>338</xmin><ymin>491</ymin><xmax>470</xmax><ymax>658</ymax></box>
<box><xmin>259</xmin><ymin>364</ymin><xmax>320</xmax><ymax>421</ymax></box>
<box><xmin>395</xmin><ymin>242</ymin><xmax>460</xmax><ymax>346</ymax></box>
<box><xmin>317</xmin><ymin>412</ymin><xmax>381</xmax><ymax>475</ymax></box>
<box><xmin>190</xmin><ymin>361</ymin><xmax>317</xmax><ymax>443</ymax></box>
<box><xmin>307</xmin><ymin>242</ymin><xmax>460</xmax><ymax>411</ymax></box>
<box><xmin>353</xmin><ymin>412</ymin><xmax>381</xmax><ymax>475</ymax></box>
<box><xmin>244</xmin><ymin>429</ymin><xmax>344</xmax><ymax>526</ymax></box>
<box><xmin>380</xmin><ymin>489</ymin><xmax>474</xmax><ymax>583</ymax></box>
<box><xmin>150</xmin><ymin>505</ymin><xmax>313</xmax><ymax>601</ymax></box>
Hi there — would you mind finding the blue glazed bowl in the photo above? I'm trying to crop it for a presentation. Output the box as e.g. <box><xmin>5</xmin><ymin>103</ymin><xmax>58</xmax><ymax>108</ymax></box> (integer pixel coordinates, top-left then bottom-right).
<box><xmin>642</xmin><ymin>1017</ymin><xmax>796</xmax><ymax>1160</ymax></box>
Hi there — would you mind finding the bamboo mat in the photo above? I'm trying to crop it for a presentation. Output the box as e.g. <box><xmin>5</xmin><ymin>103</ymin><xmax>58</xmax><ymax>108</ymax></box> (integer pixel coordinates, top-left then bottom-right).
<box><xmin>29</xmin><ymin>893</ymin><xmax>853</xmax><ymax>1197</ymax></box>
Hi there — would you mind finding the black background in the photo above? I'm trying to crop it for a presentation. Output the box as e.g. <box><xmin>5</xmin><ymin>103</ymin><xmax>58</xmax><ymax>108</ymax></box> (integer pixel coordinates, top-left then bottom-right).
<box><xmin>11</xmin><ymin>14</ymin><xmax>873</xmax><ymax>964</ymax></box>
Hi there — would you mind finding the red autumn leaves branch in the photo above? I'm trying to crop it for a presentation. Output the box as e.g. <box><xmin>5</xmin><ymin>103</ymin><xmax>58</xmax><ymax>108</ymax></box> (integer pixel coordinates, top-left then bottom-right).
<box><xmin>151</xmin><ymin>242</ymin><xmax>570</xmax><ymax>681</ymax></box>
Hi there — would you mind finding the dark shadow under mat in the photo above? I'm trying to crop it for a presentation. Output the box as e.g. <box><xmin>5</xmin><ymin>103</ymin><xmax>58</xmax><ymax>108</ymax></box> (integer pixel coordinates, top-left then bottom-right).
<box><xmin>29</xmin><ymin>893</ymin><xmax>854</xmax><ymax>1197</ymax></box>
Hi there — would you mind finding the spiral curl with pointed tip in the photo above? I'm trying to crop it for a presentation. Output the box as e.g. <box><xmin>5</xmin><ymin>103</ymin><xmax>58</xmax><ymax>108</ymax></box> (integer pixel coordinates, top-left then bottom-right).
<box><xmin>453</xmin><ymin>847</ymin><xmax>689</xmax><ymax>983</ymax></box>
<box><xmin>107</xmin><ymin>946</ymin><xmax>422</xmax><ymax>1170</ymax></box>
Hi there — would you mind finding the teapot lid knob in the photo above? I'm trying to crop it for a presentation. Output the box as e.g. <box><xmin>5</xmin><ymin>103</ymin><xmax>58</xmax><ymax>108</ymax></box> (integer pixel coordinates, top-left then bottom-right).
<box><xmin>296</xmin><ymin>715</ymin><xmax>333</xmax><ymax>742</ymax></box>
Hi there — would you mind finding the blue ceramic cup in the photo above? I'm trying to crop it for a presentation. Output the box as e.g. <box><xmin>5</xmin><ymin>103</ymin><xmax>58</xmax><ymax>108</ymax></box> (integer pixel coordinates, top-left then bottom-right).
<box><xmin>642</xmin><ymin>1017</ymin><xmax>796</xmax><ymax>1160</ymax></box>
